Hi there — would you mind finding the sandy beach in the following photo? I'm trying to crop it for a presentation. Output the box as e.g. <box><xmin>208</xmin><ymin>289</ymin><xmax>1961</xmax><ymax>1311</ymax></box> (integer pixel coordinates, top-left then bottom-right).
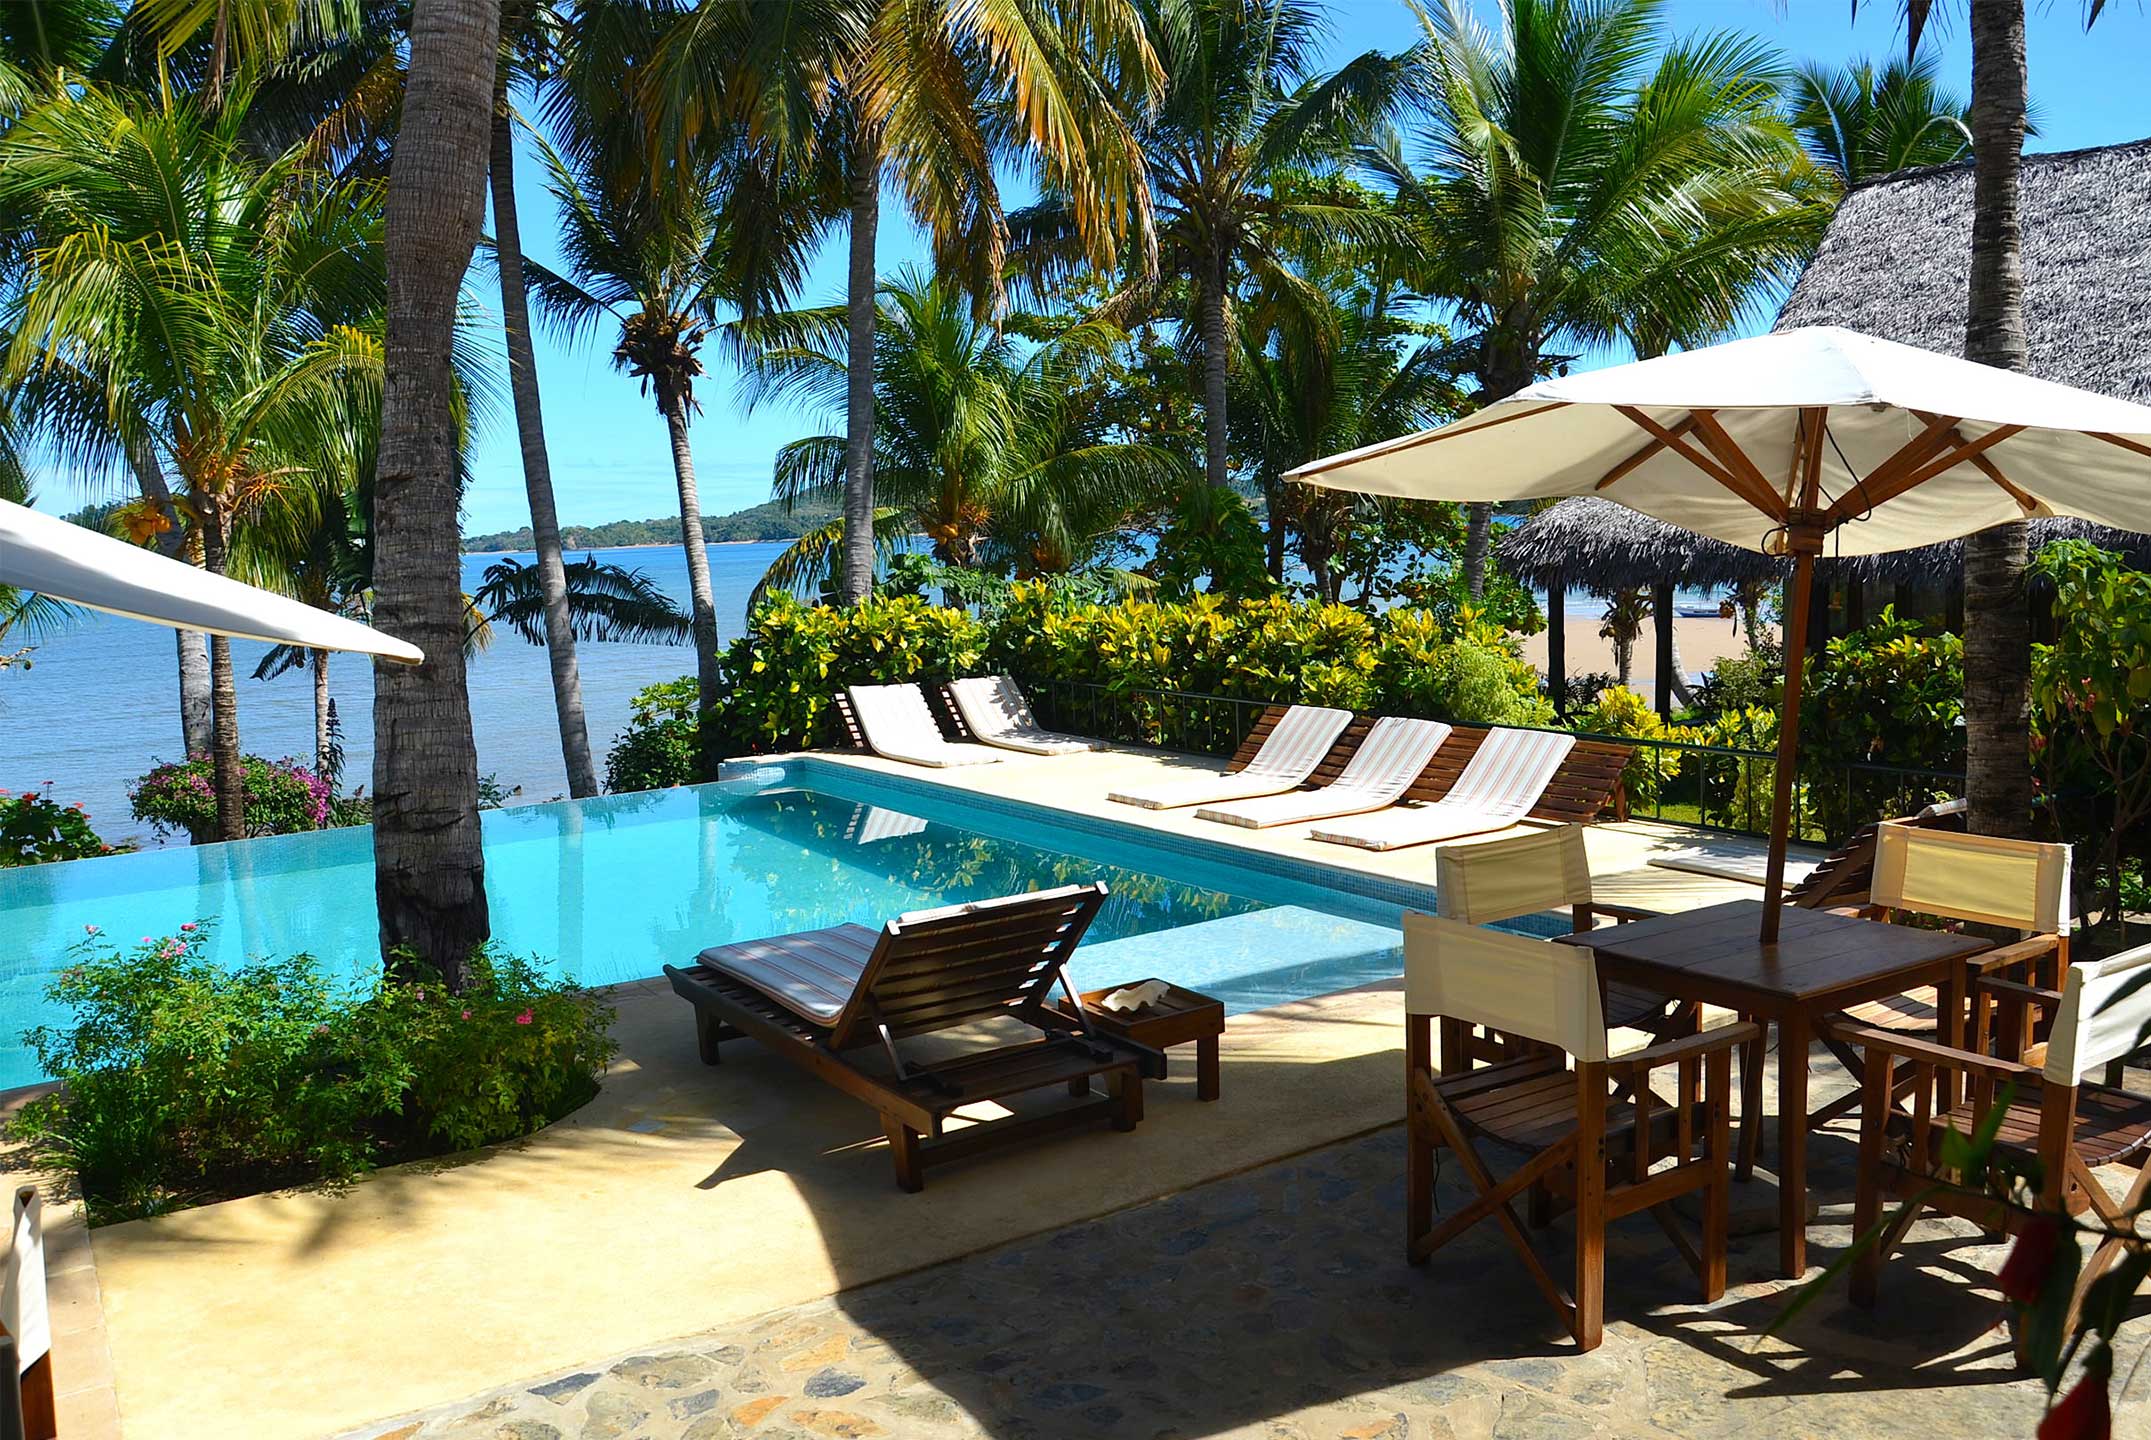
<box><xmin>1518</xmin><ymin>611</ymin><xmax>1776</xmax><ymax>694</ymax></box>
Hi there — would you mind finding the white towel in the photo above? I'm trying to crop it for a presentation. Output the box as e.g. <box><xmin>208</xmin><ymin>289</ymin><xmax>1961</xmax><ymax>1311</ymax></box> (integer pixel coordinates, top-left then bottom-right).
<box><xmin>848</xmin><ymin>683</ymin><xmax>1003</xmax><ymax>768</ymax></box>
<box><xmin>1310</xmin><ymin>728</ymin><xmax>1575</xmax><ymax>851</ymax></box>
<box><xmin>1196</xmin><ymin>718</ymin><xmax>1451</xmax><ymax>829</ymax></box>
<box><xmin>1108</xmin><ymin>704</ymin><xmax>1352</xmax><ymax>810</ymax></box>
<box><xmin>948</xmin><ymin>676</ymin><xmax>1099</xmax><ymax>756</ymax></box>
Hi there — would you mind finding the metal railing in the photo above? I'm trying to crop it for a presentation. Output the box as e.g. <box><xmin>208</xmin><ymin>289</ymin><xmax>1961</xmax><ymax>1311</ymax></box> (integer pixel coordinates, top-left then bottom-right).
<box><xmin>1015</xmin><ymin>676</ymin><xmax>1966</xmax><ymax>845</ymax></box>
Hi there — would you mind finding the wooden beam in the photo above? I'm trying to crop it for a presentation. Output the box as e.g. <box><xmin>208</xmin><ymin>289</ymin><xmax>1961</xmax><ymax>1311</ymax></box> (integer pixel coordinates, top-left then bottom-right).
<box><xmin>1613</xmin><ymin>406</ymin><xmax>1786</xmax><ymax>520</ymax></box>
<box><xmin>1595</xmin><ymin>414</ymin><xmax>1699</xmax><ymax>490</ymax></box>
<box><xmin>1825</xmin><ymin>424</ymin><xmax>2026</xmax><ymax>525</ymax></box>
<box><xmin>2090</xmin><ymin>431</ymin><xmax>2151</xmax><ymax>461</ymax></box>
<box><xmin>1287</xmin><ymin>401</ymin><xmax>1568</xmax><ymax>479</ymax></box>
<box><xmin>1689</xmin><ymin>410</ymin><xmax>1794</xmax><ymax>521</ymax></box>
<box><xmin>1819</xmin><ymin>413</ymin><xmax>1961</xmax><ymax>524</ymax></box>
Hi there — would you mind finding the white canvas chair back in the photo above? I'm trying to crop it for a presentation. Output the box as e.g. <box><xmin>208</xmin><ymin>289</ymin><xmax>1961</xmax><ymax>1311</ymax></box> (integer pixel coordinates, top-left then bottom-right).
<box><xmin>0</xmin><ymin>1187</ymin><xmax>47</xmax><ymax>1373</ymax></box>
<box><xmin>2043</xmin><ymin>942</ymin><xmax>2151</xmax><ymax>1086</ymax></box>
<box><xmin>1403</xmin><ymin>910</ymin><xmax>1608</xmax><ymax>1063</ymax></box>
<box><xmin>1871</xmin><ymin>824</ymin><xmax>2071</xmax><ymax>934</ymax></box>
<box><xmin>1435</xmin><ymin>825</ymin><xmax>1593</xmax><ymax>926</ymax></box>
<box><xmin>949</xmin><ymin>675</ymin><xmax>1038</xmax><ymax>735</ymax></box>
<box><xmin>1329</xmin><ymin>717</ymin><xmax>1449</xmax><ymax>796</ymax></box>
<box><xmin>1444</xmin><ymin>727</ymin><xmax>1577</xmax><ymax>812</ymax></box>
<box><xmin>1240</xmin><ymin>705</ymin><xmax>1353</xmax><ymax>780</ymax></box>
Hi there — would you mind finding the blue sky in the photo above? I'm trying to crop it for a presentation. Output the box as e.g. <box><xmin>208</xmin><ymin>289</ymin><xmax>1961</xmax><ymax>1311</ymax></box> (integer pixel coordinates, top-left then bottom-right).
<box><xmin>461</xmin><ymin>1</ymin><xmax>2151</xmax><ymax>534</ymax></box>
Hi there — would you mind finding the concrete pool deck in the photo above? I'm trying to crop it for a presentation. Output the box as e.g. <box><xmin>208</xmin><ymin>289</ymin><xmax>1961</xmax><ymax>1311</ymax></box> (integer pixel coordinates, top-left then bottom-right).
<box><xmin>63</xmin><ymin>748</ymin><xmax>1813</xmax><ymax>1438</ymax></box>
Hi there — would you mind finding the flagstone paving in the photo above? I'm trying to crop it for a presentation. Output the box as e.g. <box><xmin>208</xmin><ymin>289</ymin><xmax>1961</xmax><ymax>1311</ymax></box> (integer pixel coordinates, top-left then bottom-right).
<box><xmin>348</xmin><ymin>1105</ymin><xmax>2151</xmax><ymax>1440</ymax></box>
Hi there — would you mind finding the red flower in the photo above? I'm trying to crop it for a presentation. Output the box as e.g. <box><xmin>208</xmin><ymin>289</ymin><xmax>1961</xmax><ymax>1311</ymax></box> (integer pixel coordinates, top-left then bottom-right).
<box><xmin>2040</xmin><ymin>1372</ymin><xmax>2111</xmax><ymax>1440</ymax></box>
<box><xmin>1997</xmin><ymin>1216</ymin><xmax>2065</xmax><ymax>1307</ymax></box>
<box><xmin>514</xmin><ymin>1009</ymin><xmax>533</xmax><ymax>1026</ymax></box>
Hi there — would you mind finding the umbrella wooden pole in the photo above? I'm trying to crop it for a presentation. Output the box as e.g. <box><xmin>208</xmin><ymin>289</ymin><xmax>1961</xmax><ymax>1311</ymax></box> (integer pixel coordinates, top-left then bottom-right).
<box><xmin>1760</xmin><ymin>550</ymin><xmax>1817</xmax><ymax>942</ymax></box>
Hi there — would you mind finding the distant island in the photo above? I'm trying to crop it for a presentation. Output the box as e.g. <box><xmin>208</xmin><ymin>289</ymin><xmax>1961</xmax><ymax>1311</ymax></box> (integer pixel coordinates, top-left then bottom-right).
<box><xmin>462</xmin><ymin>498</ymin><xmax>838</xmax><ymax>553</ymax></box>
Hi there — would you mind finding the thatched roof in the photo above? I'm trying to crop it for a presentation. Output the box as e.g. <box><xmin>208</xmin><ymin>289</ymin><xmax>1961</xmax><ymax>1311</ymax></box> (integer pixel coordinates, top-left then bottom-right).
<box><xmin>1498</xmin><ymin>502</ymin><xmax>2150</xmax><ymax>594</ymax></box>
<box><xmin>1496</xmin><ymin>498</ymin><xmax>1784</xmax><ymax>592</ymax></box>
<box><xmin>1776</xmin><ymin>138</ymin><xmax>2151</xmax><ymax>405</ymax></box>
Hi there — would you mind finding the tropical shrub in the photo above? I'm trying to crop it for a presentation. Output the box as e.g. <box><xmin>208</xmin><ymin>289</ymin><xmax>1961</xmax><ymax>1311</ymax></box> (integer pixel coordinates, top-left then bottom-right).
<box><xmin>0</xmin><ymin>784</ymin><xmax>119</xmax><ymax>866</ymax></box>
<box><xmin>1690</xmin><ymin>706</ymin><xmax>1781</xmax><ymax>833</ymax></box>
<box><xmin>1798</xmin><ymin>607</ymin><xmax>1965</xmax><ymax>841</ymax></box>
<box><xmin>1374</xmin><ymin>608</ymin><xmax>1553</xmax><ymax>726</ymax></box>
<box><xmin>13</xmin><ymin>927</ymin><xmax>616</xmax><ymax>1225</ymax></box>
<box><xmin>1148</xmin><ymin>486</ymin><xmax>1273</xmax><ymax>600</ymax></box>
<box><xmin>2031</xmin><ymin>541</ymin><xmax>2151</xmax><ymax>928</ymax></box>
<box><xmin>606</xmin><ymin>677</ymin><xmax>703</xmax><ymax>793</ymax></box>
<box><xmin>1572</xmin><ymin>686</ymin><xmax>1695</xmax><ymax>809</ymax></box>
<box><xmin>129</xmin><ymin>754</ymin><xmax>332</xmax><ymax>843</ymax></box>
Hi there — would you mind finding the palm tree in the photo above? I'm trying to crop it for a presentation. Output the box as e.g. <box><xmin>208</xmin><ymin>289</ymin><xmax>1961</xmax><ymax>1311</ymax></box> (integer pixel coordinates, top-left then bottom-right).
<box><xmin>1852</xmin><ymin>0</ymin><xmax>2108</xmax><ymax>840</ymax></box>
<box><xmin>1014</xmin><ymin>0</ymin><xmax>1404</xmax><ymax>501</ymax></box>
<box><xmin>0</xmin><ymin>83</ymin><xmax>385</xmax><ymax>841</ymax></box>
<box><xmin>472</xmin><ymin>554</ymin><xmax>693</xmax><ymax>646</ymax></box>
<box><xmin>369</xmin><ymin>0</ymin><xmax>501</xmax><ymax>976</ymax></box>
<box><xmin>1236</xmin><ymin>260</ymin><xmax>1467</xmax><ymax>600</ymax></box>
<box><xmin>487</xmin><ymin>0</ymin><xmax>599</xmax><ymax>796</ymax></box>
<box><xmin>1377</xmin><ymin>0</ymin><xmax>1820</xmax><ymax>594</ymax></box>
<box><xmin>747</xmin><ymin>268</ymin><xmax>1185</xmax><ymax>598</ymax></box>
<box><xmin>1785</xmin><ymin>49</ymin><xmax>1971</xmax><ymax>186</ymax></box>
<box><xmin>525</xmin><ymin>127</ymin><xmax>825</xmax><ymax>759</ymax></box>
<box><xmin>650</xmin><ymin>0</ymin><xmax>1159</xmax><ymax>604</ymax></box>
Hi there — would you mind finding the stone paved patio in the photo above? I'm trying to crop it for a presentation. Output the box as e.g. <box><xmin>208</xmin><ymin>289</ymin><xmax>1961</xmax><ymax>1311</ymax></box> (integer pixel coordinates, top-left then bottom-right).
<box><xmin>352</xmin><ymin>1082</ymin><xmax>2151</xmax><ymax>1440</ymax></box>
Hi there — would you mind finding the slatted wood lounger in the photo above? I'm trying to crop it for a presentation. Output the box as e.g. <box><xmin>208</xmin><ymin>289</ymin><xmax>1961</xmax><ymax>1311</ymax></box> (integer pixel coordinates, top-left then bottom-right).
<box><xmin>1194</xmin><ymin>717</ymin><xmax>1452</xmax><ymax>829</ymax></box>
<box><xmin>1106</xmin><ymin>703</ymin><xmax>1357</xmax><ymax>810</ymax></box>
<box><xmin>664</xmin><ymin>883</ymin><xmax>1160</xmax><ymax>1191</ymax></box>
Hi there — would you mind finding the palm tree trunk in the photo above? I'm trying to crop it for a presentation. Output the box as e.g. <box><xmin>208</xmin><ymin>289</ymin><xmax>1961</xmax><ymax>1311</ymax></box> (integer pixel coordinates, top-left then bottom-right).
<box><xmin>371</xmin><ymin>0</ymin><xmax>502</xmax><ymax>982</ymax></box>
<box><xmin>1463</xmin><ymin>354</ymin><xmax>1534</xmax><ymax>598</ymax></box>
<box><xmin>197</xmin><ymin>506</ymin><xmax>246</xmax><ymax>842</ymax></box>
<box><xmin>839</xmin><ymin>124</ymin><xmax>883</xmax><ymax>605</ymax></box>
<box><xmin>311</xmin><ymin>647</ymin><xmax>332</xmax><ymax>777</ymax></box>
<box><xmin>491</xmin><ymin>99</ymin><xmax>598</xmax><ymax>798</ymax></box>
<box><xmin>1961</xmin><ymin>0</ymin><xmax>2034</xmax><ymax>838</ymax></box>
<box><xmin>125</xmin><ymin>437</ymin><xmax>214</xmax><ymax>754</ymax></box>
<box><xmin>659</xmin><ymin>376</ymin><xmax>724</xmax><ymax>777</ymax></box>
<box><xmin>1200</xmin><ymin>245</ymin><xmax>1231</xmax><ymax>489</ymax></box>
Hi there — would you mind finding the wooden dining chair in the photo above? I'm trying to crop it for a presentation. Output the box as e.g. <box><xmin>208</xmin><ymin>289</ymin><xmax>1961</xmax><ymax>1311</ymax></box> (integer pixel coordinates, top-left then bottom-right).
<box><xmin>1813</xmin><ymin>824</ymin><xmax>2072</xmax><ymax>1128</ymax></box>
<box><xmin>1403</xmin><ymin>910</ymin><xmax>1759</xmax><ymax>1351</ymax></box>
<box><xmin>1432</xmin><ymin>825</ymin><xmax>1697</xmax><ymax>1076</ymax></box>
<box><xmin>1846</xmin><ymin>941</ymin><xmax>2151</xmax><ymax>1339</ymax></box>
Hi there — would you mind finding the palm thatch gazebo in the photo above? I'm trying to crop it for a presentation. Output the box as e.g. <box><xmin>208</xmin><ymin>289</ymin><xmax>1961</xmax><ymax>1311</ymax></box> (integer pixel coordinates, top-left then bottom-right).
<box><xmin>1496</xmin><ymin>138</ymin><xmax>2151</xmax><ymax>716</ymax></box>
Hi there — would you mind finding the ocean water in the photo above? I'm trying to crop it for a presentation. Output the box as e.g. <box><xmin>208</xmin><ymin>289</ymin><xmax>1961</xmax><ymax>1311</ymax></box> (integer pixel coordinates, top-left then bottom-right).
<box><xmin>0</xmin><ymin>762</ymin><xmax>1412</xmax><ymax>1087</ymax></box>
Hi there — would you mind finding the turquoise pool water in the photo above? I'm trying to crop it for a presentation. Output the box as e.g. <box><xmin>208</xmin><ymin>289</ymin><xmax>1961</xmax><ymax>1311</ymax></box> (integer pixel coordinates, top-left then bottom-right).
<box><xmin>0</xmin><ymin>763</ymin><xmax>1414</xmax><ymax>1088</ymax></box>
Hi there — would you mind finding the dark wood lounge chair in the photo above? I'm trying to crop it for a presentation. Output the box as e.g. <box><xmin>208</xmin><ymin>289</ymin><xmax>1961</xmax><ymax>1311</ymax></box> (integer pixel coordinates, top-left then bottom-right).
<box><xmin>664</xmin><ymin>882</ymin><xmax>1160</xmax><ymax>1191</ymax></box>
<box><xmin>1785</xmin><ymin>795</ymin><xmax>1968</xmax><ymax>912</ymax></box>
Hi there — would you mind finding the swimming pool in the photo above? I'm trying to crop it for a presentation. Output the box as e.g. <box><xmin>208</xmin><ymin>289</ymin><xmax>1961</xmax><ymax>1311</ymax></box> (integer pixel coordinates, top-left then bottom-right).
<box><xmin>0</xmin><ymin>761</ymin><xmax>1422</xmax><ymax>1088</ymax></box>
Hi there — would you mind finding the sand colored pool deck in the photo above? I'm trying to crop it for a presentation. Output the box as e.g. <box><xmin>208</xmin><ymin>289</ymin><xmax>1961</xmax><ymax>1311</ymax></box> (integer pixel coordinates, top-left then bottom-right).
<box><xmin>54</xmin><ymin>747</ymin><xmax>1811</xmax><ymax>1440</ymax></box>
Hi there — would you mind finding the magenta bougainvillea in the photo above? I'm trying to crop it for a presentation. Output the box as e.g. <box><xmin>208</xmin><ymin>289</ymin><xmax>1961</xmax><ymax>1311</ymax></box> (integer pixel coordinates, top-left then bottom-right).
<box><xmin>129</xmin><ymin>754</ymin><xmax>332</xmax><ymax>843</ymax></box>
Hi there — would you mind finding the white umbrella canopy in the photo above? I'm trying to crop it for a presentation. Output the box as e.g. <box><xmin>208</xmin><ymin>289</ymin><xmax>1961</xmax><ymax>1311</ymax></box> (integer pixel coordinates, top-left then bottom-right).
<box><xmin>1286</xmin><ymin>325</ymin><xmax>2151</xmax><ymax>940</ymax></box>
<box><xmin>1289</xmin><ymin>326</ymin><xmax>2151</xmax><ymax>557</ymax></box>
<box><xmin>0</xmin><ymin>497</ymin><xmax>423</xmax><ymax>663</ymax></box>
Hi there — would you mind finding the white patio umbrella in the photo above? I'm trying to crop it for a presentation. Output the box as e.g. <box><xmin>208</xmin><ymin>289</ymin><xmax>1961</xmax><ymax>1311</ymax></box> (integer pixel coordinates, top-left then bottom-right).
<box><xmin>1286</xmin><ymin>326</ymin><xmax>2151</xmax><ymax>940</ymax></box>
<box><xmin>0</xmin><ymin>497</ymin><xmax>423</xmax><ymax>664</ymax></box>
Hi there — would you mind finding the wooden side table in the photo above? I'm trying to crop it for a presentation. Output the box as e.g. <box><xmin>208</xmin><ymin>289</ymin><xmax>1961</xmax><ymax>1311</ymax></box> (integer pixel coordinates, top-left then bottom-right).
<box><xmin>1055</xmin><ymin>981</ymin><xmax>1225</xmax><ymax>1100</ymax></box>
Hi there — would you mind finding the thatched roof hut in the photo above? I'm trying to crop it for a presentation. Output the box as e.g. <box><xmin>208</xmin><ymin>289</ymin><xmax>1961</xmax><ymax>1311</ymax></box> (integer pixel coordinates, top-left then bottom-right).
<box><xmin>1775</xmin><ymin>138</ymin><xmax>2151</xmax><ymax>404</ymax></box>
<box><xmin>1828</xmin><ymin>519</ymin><xmax>2151</xmax><ymax>586</ymax></box>
<box><xmin>1497</xmin><ymin>498</ymin><xmax>1781</xmax><ymax>594</ymax></box>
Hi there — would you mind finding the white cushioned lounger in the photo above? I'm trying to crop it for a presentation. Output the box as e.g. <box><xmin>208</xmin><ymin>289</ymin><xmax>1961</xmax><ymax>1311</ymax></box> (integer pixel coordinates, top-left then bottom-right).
<box><xmin>1107</xmin><ymin>704</ymin><xmax>1353</xmax><ymax>810</ymax></box>
<box><xmin>1195</xmin><ymin>717</ymin><xmax>1451</xmax><ymax>829</ymax></box>
<box><xmin>1310</xmin><ymin>727</ymin><xmax>1576</xmax><ymax>851</ymax></box>
<box><xmin>948</xmin><ymin>675</ymin><xmax>1100</xmax><ymax>756</ymax></box>
<box><xmin>848</xmin><ymin>683</ymin><xmax>1003</xmax><ymax>768</ymax></box>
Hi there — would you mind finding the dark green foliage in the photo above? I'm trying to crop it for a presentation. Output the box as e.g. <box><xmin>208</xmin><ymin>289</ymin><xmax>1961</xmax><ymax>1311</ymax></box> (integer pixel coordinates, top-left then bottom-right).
<box><xmin>605</xmin><ymin>678</ymin><xmax>703</xmax><ymax>793</ymax></box>
<box><xmin>0</xmin><ymin>784</ymin><xmax>118</xmax><ymax>866</ymax></box>
<box><xmin>13</xmin><ymin>928</ymin><xmax>616</xmax><ymax>1225</ymax></box>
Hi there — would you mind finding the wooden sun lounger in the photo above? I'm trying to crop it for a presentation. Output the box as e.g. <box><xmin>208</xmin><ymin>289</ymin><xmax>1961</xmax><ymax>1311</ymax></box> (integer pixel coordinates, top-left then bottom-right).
<box><xmin>664</xmin><ymin>883</ymin><xmax>1161</xmax><ymax>1191</ymax></box>
<box><xmin>1786</xmin><ymin>796</ymin><xmax>1968</xmax><ymax>911</ymax></box>
<box><xmin>1220</xmin><ymin>707</ymin><xmax>1631</xmax><ymax>826</ymax></box>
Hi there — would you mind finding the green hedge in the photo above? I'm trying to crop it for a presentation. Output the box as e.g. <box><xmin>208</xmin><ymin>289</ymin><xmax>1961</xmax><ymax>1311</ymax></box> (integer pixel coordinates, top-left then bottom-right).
<box><xmin>606</xmin><ymin>589</ymin><xmax>1553</xmax><ymax>791</ymax></box>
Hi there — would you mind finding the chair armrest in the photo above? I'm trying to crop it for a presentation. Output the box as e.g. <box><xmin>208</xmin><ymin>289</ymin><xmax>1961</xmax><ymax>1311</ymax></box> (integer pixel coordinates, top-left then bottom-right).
<box><xmin>1968</xmin><ymin>933</ymin><xmax>2062</xmax><ymax>973</ymax></box>
<box><xmin>1832</xmin><ymin>1024</ymin><xmax>2038</xmax><ymax>1081</ymax></box>
<box><xmin>1975</xmin><ymin>974</ymin><xmax>2063</xmax><ymax>1008</ymax></box>
<box><xmin>1583</xmin><ymin>902</ymin><xmax>1661</xmax><ymax>925</ymax></box>
<box><xmin>1614</xmin><ymin>1020</ymin><xmax>1762</xmax><ymax>1073</ymax></box>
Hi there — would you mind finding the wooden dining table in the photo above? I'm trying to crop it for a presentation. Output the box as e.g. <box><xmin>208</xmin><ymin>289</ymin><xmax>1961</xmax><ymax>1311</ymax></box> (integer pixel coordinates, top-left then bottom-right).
<box><xmin>1552</xmin><ymin>898</ymin><xmax>1989</xmax><ymax>1278</ymax></box>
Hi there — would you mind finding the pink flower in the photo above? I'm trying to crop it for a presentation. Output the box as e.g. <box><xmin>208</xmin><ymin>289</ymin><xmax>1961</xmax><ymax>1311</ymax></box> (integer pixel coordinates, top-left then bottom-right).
<box><xmin>139</xmin><ymin>935</ymin><xmax>152</xmax><ymax>944</ymax></box>
<box><xmin>415</xmin><ymin>990</ymin><xmax>426</xmax><ymax>1002</ymax></box>
<box><xmin>180</xmin><ymin>923</ymin><xmax>197</xmax><ymax>932</ymax></box>
<box><xmin>314</xmin><ymin>1024</ymin><xmax>330</xmax><ymax>1036</ymax></box>
<box><xmin>514</xmin><ymin>1009</ymin><xmax>533</xmax><ymax>1026</ymax></box>
<box><xmin>460</xmin><ymin>1009</ymin><xmax>472</xmax><ymax>1020</ymax></box>
<box><xmin>82</xmin><ymin>925</ymin><xmax>98</xmax><ymax>936</ymax></box>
